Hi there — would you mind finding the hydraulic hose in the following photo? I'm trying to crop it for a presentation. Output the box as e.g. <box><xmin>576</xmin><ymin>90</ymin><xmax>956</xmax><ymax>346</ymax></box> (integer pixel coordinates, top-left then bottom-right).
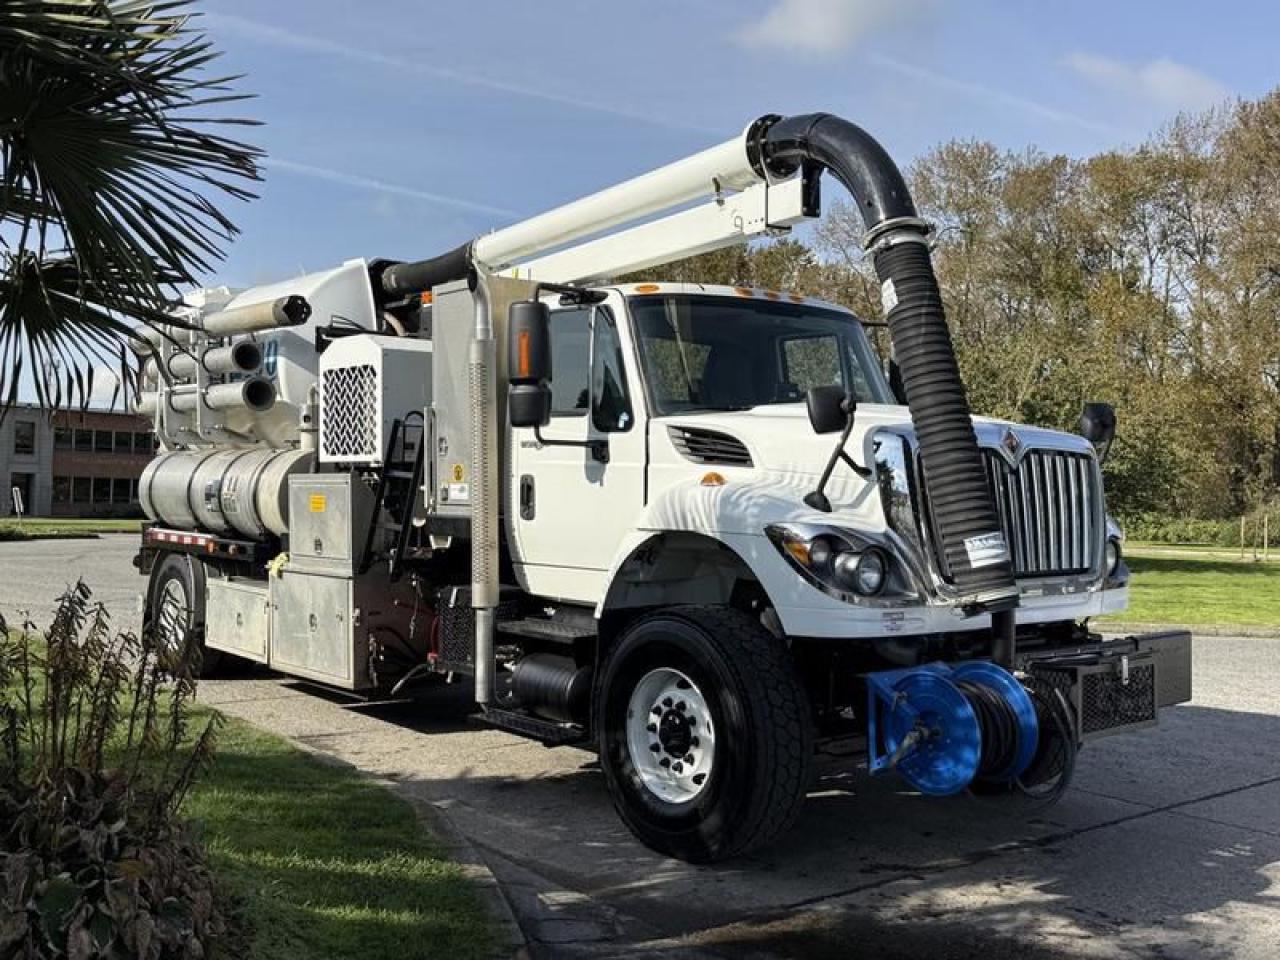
<box><xmin>760</xmin><ymin>113</ymin><xmax>1018</xmax><ymax>609</ymax></box>
<box><xmin>380</xmin><ymin>241</ymin><xmax>473</xmax><ymax>299</ymax></box>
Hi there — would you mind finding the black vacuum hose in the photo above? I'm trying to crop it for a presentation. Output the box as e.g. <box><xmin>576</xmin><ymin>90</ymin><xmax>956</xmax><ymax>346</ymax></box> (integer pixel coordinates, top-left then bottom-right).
<box><xmin>761</xmin><ymin>112</ymin><xmax>1018</xmax><ymax>610</ymax></box>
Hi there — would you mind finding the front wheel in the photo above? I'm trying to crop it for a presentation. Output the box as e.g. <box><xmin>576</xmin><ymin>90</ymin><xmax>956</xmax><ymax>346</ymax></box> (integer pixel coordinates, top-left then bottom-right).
<box><xmin>596</xmin><ymin>606</ymin><xmax>813</xmax><ymax>862</ymax></box>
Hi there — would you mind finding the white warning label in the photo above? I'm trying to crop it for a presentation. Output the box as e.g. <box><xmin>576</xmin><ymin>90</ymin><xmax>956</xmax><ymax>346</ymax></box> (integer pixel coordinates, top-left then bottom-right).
<box><xmin>964</xmin><ymin>532</ymin><xmax>1010</xmax><ymax>569</ymax></box>
<box><xmin>880</xmin><ymin>277</ymin><xmax>899</xmax><ymax>312</ymax></box>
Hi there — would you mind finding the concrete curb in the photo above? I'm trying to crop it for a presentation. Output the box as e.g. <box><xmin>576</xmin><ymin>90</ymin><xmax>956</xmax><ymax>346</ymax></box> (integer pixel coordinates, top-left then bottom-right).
<box><xmin>274</xmin><ymin>740</ymin><xmax>530</xmax><ymax>960</ymax></box>
<box><xmin>1097</xmin><ymin>620</ymin><xmax>1280</xmax><ymax>638</ymax></box>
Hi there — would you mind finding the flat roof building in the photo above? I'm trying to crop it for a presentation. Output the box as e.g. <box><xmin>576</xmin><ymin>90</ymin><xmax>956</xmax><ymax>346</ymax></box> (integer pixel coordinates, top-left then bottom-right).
<box><xmin>0</xmin><ymin>404</ymin><xmax>154</xmax><ymax>518</ymax></box>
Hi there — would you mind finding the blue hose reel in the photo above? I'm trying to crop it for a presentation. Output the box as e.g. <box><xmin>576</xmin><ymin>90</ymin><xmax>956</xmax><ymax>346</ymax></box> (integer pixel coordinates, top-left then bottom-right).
<box><xmin>866</xmin><ymin>662</ymin><xmax>1039</xmax><ymax>796</ymax></box>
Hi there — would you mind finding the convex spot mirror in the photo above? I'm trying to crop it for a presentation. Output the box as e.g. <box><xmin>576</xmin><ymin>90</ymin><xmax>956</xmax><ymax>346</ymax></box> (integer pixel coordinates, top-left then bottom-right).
<box><xmin>806</xmin><ymin>385</ymin><xmax>853</xmax><ymax>435</ymax></box>
<box><xmin>508</xmin><ymin>299</ymin><xmax>552</xmax><ymax>429</ymax></box>
<box><xmin>1078</xmin><ymin>401</ymin><xmax>1116</xmax><ymax>461</ymax></box>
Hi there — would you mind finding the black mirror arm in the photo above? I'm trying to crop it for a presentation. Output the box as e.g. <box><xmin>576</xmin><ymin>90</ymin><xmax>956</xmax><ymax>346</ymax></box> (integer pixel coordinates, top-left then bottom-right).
<box><xmin>803</xmin><ymin>414</ymin><xmax>869</xmax><ymax>512</ymax></box>
<box><xmin>532</xmin><ymin>424</ymin><xmax>610</xmax><ymax>464</ymax></box>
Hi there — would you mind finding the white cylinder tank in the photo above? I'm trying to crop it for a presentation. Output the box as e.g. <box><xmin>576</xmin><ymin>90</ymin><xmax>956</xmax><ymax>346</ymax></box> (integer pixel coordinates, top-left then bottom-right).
<box><xmin>140</xmin><ymin>447</ymin><xmax>315</xmax><ymax>539</ymax></box>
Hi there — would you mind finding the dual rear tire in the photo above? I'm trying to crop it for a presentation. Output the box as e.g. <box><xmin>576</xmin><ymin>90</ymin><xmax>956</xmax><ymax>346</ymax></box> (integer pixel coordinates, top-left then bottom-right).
<box><xmin>596</xmin><ymin>606</ymin><xmax>813</xmax><ymax>862</ymax></box>
<box><xmin>145</xmin><ymin>552</ymin><xmax>225</xmax><ymax>678</ymax></box>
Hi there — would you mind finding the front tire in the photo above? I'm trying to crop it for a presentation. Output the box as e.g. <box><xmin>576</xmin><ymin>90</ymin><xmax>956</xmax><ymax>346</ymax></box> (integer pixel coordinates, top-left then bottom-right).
<box><xmin>596</xmin><ymin>606</ymin><xmax>813</xmax><ymax>862</ymax></box>
<box><xmin>146</xmin><ymin>552</ymin><xmax>223</xmax><ymax>678</ymax></box>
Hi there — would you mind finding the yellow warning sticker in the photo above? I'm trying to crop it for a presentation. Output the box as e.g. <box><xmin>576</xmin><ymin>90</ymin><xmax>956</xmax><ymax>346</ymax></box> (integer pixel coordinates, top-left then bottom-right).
<box><xmin>451</xmin><ymin>463</ymin><xmax>465</xmax><ymax>483</ymax></box>
<box><xmin>309</xmin><ymin>493</ymin><xmax>326</xmax><ymax>513</ymax></box>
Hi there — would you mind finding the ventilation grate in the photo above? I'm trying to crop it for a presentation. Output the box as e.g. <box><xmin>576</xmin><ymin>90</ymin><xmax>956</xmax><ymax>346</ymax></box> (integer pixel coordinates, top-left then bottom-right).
<box><xmin>668</xmin><ymin>426</ymin><xmax>753</xmax><ymax>467</ymax></box>
<box><xmin>321</xmin><ymin>364</ymin><xmax>378</xmax><ymax>460</ymax></box>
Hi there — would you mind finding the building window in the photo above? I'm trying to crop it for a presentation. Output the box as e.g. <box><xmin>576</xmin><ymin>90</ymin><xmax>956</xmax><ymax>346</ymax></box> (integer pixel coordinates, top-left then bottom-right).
<box><xmin>53</xmin><ymin>476</ymin><xmax>71</xmax><ymax>504</ymax></box>
<box><xmin>92</xmin><ymin>477</ymin><xmax>111</xmax><ymax>503</ymax></box>
<box><xmin>74</xmin><ymin>429</ymin><xmax>92</xmax><ymax>452</ymax></box>
<box><xmin>134</xmin><ymin>432</ymin><xmax>155</xmax><ymax>453</ymax></box>
<box><xmin>13</xmin><ymin>420</ymin><xmax>35</xmax><ymax>456</ymax></box>
<box><xmin>111</xmin><ymin>478</ymin><xmax>132</xmax><ymax>504</ymax></box>
<box><xmin>94</xmin><ymin>430</ymin><xmax>112</xmax><ymax>453</ymax></box>
<box><xmin>54</xmin><ymin>427</ymin><xmax>73</xmax><ymax>450</ymax></box>
<box><xmin>72</xmin><ymin>477</ymin><xmax>91</xmax><ymax>503</ymax></box>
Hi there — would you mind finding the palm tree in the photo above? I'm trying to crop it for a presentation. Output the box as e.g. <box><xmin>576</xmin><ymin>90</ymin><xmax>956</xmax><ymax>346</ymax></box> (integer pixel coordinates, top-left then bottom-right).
<box><xmin>0</xmin><ymin>0</ymin><xmax>261</xmax><ymax>409</ymax></box>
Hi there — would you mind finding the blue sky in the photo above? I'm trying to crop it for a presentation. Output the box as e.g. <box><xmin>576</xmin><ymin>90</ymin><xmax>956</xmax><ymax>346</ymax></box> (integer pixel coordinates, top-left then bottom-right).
<box><xmin>198</xmin><ymin>0</ymin><xmax>1269</xmax><ymax>287</ymax></box>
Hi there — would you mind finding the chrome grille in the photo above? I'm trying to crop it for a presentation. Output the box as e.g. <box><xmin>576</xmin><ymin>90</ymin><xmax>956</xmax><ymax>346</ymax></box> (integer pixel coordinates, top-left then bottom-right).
<box><xmin>668</xmin><ymin>426</ymin><xmax>753</xmax><ymax>467</ymax></box>
<box><xmin>980</xmin><ymin>448</ymin><xmax>1100</xmax><ymax>577</ymax></box>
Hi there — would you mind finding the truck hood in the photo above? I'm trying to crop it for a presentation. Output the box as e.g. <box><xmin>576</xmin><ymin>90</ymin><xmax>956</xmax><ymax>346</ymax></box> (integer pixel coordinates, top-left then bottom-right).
<box><xmin>662</xmin><ymin>403</ymin><xmax>1095</xmax><ymax>482</ymax></box>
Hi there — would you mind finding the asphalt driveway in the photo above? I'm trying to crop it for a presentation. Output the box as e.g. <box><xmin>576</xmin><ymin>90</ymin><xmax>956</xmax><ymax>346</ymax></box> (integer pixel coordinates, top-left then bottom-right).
<box><xmin>2</xmin><ymin>535</ymin><xmax>1277</xmax><ymax>959</ymax></box>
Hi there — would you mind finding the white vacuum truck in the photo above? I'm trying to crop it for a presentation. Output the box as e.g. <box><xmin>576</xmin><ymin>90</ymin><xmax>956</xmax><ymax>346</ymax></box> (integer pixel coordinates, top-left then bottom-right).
<box><xmin>133</xmin><ymin>112</ymin><xmax>1191</xmax><ymax>862</ymax></box>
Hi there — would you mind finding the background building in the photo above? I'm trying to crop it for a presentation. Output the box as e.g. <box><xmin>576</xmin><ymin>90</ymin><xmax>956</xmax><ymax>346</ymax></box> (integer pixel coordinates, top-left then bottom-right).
<box><xmin>0</xmin><ymin>404</ymin><xmax>154</xmax><ymax>518</ymax></box>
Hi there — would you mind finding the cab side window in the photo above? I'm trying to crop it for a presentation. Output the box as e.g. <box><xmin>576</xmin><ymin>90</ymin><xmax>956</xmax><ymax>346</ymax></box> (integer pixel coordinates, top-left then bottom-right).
<box><xmin>592</xmin><ymin>310</ymin><xmax>632</xmax><ymax>433</ymax></box>
<box><xmin>549</xmin><ymin>308</ymin><xmax>591</xmax><ymax>416</ymax></box>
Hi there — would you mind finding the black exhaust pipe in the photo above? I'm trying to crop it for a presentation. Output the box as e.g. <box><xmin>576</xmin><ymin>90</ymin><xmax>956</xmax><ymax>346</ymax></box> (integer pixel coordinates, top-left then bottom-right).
<box><xmin>757</xmin><ymin>113</ymin><xmax>1018</xmax><ymax>615</ymax></box>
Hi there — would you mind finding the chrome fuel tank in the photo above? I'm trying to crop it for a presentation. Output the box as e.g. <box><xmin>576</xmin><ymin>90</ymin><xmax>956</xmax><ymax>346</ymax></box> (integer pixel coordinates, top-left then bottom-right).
<box><xmin>140</xmin><ymin>447</ymin><xmax>315</xmax><ymax>539</ymax></box>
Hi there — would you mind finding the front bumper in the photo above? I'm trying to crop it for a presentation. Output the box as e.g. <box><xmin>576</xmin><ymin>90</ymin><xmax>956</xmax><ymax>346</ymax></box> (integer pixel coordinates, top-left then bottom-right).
<box><xmin>1018</xmin><ymin>629</ymin><xmax>1192</xmax><ymax>741</ymax></box>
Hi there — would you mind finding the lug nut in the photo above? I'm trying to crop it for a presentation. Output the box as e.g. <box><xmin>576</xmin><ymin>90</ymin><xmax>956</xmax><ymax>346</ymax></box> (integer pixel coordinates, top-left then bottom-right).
<box><xmin>676</xmin><ymin>701</ymin><xmax>687</xmax><ymax>712</ymax></box>
<box><xmin>652</xmin><ymin>705</ymin><xmax>662</xmax><ymax>716</ymax></box>
<box><xmin>647</xmin><ymin>723</ymin><xmax>657</xmax><ymax>733</ymax></box>
<box><xmin>662</xmin><ymin>697</ymin><xmax>673</xmax><ymax>708</ymax></box>
<box><xmin>649</xmin><ymin>742</ymin><xmax>661</xmax><ymax>752</ymax></box>
<box><xmin>673</xmin><ymin>762</ymin><xmax>684</xmax><ymax>774</ymax></box>
<box><xmin>659</xmin><ymin>757</ymin><xmax>671</xmax><ymax>768</ymax></box>
<box><xmin>691</xmin><ymin>737</ymin><xmax>700</xmax><ymax>747</ymax></box>
<box><xmin>692</xmin><ymin>773</ymin><xmax>706</xmax><ymax>785</ymax></box>
<box><xmin>684</xmin><ymin>754</ymin><xmax>694</xmax><ymax>764</ymax></box>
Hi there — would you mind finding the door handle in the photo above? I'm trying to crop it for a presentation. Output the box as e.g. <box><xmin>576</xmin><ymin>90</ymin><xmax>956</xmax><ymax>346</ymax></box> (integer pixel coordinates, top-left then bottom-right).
<box><xmin>519</xmin><ymin>474</ymin><xmax>535</xmax><ymax>521</ymax></box>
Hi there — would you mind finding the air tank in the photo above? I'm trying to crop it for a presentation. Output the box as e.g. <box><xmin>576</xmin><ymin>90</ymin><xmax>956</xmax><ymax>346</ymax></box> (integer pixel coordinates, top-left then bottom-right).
<box><xmin>140</xmin><ymin>447</ymin><xmax>316</xmax><ymax>539</ymax></box>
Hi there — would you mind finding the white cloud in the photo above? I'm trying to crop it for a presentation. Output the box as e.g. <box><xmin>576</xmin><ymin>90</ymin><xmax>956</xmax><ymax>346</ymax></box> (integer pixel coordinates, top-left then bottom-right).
<box><xmin>736</xmin><ymin>0</ymin><xmax>931</xmax><ymax>56</ymax></box>
<box><xmin>260</xmin><ymin>158</ymin><xmax>517</xmax><ymax>218</ymax></box>
<box><xmin>1065</xmin><ymin>53</ymin><xmax>1231</xmax><ymax>113</ymax></box>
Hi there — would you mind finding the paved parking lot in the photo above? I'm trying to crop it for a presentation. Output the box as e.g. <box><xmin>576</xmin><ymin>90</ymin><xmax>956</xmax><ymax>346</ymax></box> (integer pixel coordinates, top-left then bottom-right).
<box><xmin>2</xmin><ymin>535</ymin><xmax>1278</xmax><ymax>959</ymax></box>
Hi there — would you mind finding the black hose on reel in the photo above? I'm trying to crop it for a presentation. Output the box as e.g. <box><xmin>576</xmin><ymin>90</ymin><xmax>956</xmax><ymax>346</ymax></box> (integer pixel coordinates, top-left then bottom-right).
<box><xmin>955</xmin><ymin>680</ymin><xmax>1020</xmax><ymax>781</ymax></box>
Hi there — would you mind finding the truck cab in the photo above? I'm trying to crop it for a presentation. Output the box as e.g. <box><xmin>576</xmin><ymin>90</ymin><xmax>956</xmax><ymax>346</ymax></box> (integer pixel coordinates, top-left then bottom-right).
<box><xmin>510</xmin><ymin>282</ymin><xmax>1127</xmax><ymax>636</ymax></box>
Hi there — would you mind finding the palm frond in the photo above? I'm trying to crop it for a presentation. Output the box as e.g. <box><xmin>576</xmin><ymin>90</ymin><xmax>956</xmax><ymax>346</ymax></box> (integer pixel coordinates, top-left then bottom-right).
<box><xmin>0</xmin><ymin>1</ymin><xmax>261</xmax><ymax>409</ymax></box>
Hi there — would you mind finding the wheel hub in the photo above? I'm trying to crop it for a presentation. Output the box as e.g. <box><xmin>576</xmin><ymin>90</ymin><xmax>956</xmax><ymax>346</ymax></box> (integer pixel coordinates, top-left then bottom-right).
<box><xmin>626</xmin><ymin>668</ymin><xmax>716</xmax><ymax>804</ymax></box>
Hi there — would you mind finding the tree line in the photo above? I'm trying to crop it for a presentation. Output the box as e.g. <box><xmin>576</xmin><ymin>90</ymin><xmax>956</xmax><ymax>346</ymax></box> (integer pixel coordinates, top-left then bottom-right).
<box><xmin>629</xmin><ymin>92</ymin><xmax>1280</xmax><ymax>525</ymax></box>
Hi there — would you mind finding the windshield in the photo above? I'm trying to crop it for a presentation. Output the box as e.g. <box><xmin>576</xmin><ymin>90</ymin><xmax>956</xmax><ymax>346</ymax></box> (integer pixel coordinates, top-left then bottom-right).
<box><xmin>628</xmin><ymin>293</ymin><xmax>892</xmax><ymax>416</ymax></box>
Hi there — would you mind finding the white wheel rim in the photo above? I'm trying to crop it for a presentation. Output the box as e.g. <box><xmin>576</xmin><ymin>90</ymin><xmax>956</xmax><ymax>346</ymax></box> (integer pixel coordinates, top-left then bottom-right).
<box><xmin>625</xmin><ymin>667</ymin><xmax>716</xmax><ymax>804</ymax></box>
<box><xmin>156</xmin><ymin>577</ymin><xmax>190</xmax><ymax>658</ymax></box>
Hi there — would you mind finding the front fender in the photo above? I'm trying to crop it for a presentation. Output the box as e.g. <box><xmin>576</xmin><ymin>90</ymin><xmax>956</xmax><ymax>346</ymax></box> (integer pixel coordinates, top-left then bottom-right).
<box><xmin>594</xmin><ymin>477</ymin><xmax>896</xmax><ymax>636</ymax></box>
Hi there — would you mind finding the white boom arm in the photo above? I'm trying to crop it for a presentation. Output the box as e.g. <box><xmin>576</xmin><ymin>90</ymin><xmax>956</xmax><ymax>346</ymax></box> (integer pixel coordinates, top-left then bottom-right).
<box><xmin>497</xmin><ymin>176</ymin><xmax>814</xmax><ymax>284</ymax></box>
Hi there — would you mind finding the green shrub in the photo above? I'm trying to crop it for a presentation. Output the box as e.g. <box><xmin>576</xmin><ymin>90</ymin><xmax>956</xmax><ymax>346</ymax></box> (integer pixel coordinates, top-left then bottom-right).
<box><xmin>0</xmin><ymin>583</ymin><xmax>224</xmax><ymax>959</ymax></box>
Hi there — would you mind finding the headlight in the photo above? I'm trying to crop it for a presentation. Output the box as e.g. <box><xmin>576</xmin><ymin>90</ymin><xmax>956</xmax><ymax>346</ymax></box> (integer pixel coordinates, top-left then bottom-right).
<box><xmin>1105</xmin><ymin>539</ymin><xmax>1122</xmax><ymax>576</ymax></box>
<box><xmin>766</xmin><ymin>524</ymin><xmax>904</xmax><ymax>602</ymax></box>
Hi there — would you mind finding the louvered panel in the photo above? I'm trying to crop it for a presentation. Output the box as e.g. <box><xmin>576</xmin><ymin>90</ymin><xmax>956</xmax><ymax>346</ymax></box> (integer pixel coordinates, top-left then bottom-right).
<box><xmin>667</xmin><ymin>426</ymin><xmax>753</xmax><ymax>467</ymax></box>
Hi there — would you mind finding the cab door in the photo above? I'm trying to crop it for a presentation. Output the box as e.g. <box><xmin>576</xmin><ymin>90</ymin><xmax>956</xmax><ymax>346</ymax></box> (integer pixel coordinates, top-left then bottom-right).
<box><xmin>507</xmin><ymin>297</ymin><xmax>645</xmax><ymax>604</ymax></box>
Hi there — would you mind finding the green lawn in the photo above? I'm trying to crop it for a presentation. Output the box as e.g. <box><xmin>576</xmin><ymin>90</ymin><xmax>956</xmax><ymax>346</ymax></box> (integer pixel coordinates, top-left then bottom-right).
<box><xmin>187</xmin><ymin>715</ymin><xmax>496</xmax><ymax>960</ymax></box>
<box><xmin>0</xmin><ymin>517</ymin><xmax>142</xmax><ymax>539</ymax></box>
<box><xmin>1098</xmin><ymin>548</ymin><xmax>1280</xmax><ymax>628</ymax></box>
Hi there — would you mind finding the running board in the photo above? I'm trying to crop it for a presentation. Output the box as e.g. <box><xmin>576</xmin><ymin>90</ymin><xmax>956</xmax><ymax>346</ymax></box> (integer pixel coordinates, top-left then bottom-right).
<box><xmin>479</xmin><ymin>707</ymin><xmax>586</xmax><ymax>746</ymax></box>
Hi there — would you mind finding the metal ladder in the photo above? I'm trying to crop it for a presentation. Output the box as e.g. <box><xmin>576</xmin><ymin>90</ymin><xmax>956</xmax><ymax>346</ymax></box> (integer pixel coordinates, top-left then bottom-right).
<box><xmin>360</xmin><ymin>413</ymin><xmax>426</xmax><ymax>580</ymax></box>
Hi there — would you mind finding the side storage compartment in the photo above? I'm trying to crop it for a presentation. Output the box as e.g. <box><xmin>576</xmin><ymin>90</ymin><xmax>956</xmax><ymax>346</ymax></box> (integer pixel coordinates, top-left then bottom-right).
<box><xmin>269</xmin><ymin>570</ymin><xmax>362</xmax><ymax>688</ymax></box>
<box><xmin>205</xmin><ymin>577</ymin><xmax>270</xmax><ymax>663</ymax></box>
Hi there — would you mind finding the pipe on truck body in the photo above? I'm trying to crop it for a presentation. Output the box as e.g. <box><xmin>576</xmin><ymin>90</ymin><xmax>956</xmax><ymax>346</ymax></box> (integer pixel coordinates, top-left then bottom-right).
<box><xmin>136</xmin><ymin>377</ymin><xmax>276</xmax><ymax>416</ymax></box>
<box><xmin>144</xmin><ymin>340</ymin><xmax>262</xmax><ymax>382</ymax></box>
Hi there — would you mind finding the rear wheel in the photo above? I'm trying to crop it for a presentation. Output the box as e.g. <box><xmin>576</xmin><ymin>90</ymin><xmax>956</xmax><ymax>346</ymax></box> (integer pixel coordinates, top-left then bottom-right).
<box><xmin>596</xmin><ymin>606</ymin><xmax>813</xmax><ymax>862</ymax></box>
<box><xmin>146</xmin><ymin>552</ymin><xmax>223</xmax><ymax>678</ymax></box>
